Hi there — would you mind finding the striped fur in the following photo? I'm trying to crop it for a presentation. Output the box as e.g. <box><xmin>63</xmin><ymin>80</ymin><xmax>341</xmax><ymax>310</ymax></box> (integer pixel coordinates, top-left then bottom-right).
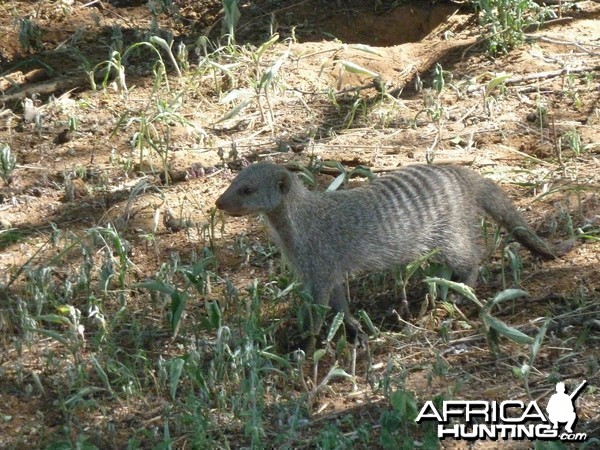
<box><xmin>216</xmin><ymin>162</ymin><xmax>559</xmax><ymax>346</ymax></box>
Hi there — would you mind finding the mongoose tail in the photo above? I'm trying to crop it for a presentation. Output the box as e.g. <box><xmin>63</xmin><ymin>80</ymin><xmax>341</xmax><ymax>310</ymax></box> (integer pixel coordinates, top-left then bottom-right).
<box><xmin>469</xmin><ymin>173</ymin><xmax>571</xmax><ymax>259</ymax></box>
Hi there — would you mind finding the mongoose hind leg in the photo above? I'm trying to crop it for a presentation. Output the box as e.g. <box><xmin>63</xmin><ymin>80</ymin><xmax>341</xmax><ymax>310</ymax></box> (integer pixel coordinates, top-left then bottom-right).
<box><xmin>447</xmin><ymin>263</ymin><xmax>480</xmax><ymax>305</ymax></box>
<box><xmin>455</xmin><ymin>265</ymin><xmax>479</xmax><ymax>287</ymax></box>
<box><xmin>442</xmin><ymin>237</ymin><xmax>482</xmax><ymax>302</ymax></box>
<box><xmin>398</xmin><ymin>290</ymin><xmax>410</xmax><ymax>319</ymax></box>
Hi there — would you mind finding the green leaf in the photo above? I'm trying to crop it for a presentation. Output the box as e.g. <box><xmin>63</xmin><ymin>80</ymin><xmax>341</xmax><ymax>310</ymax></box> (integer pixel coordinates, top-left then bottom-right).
<box><xmin>327</xmin><ymin>172</ymin><xmax>346</xmax><ymax>191</ymax></box>
<box><xmin>259</xmin><ymin>51</ymin><xmax>289</xmax><ymax>90</ymax></box>
<box><xmin>314</xmin><ymin>348</ymin><xmax>326</xmax><ymax>364</ymax></box>
<box><xmin>220</xmin><ymin>88</ymin><xmax>254</xmax><ymax>104</ymax></box>
<box><xmin>24</xmin><ymin>327</ymin><xmax>70</xmax><ymax>346</ymax></box>
<box><xmin>133</xmin><ymin>280</ymin><xmax>175</xmax><ymax>296</ymax></box>
<box><xmin>255</xmin><ymin>34</ymin><xmax>279</xmax><ymax>60</ymax></box>
<box><xmin>326</xmin><ymin>312</ymin><xmax>345</xmax><ymax>342</ymax></box>
<box><xmin>90</xmin><ymin>355</ymin><xmax>113</xmax><ymax>393</ymax></box>
<box><xmin>170</xmin><ymin>290</ymin><xmax>188</xmax><ymax>332</ymax></box>
<box><xmin>423</xmin><ymin>277</ymin><xmax>482</xmax><ymax>307</ymax></box>
<box><xmin>349</xmin><ymin>44</ymin><xmax>384</xmax><ymax>57</ymax></box>
<box><xmin>358</xmin><ymin>310</ymin><xmax>378</xmax><ymax>335</ymax></box>
<box><xmin>390</xmin><ymin>389</ymin><xmax>418</xmax><ymax>419</ymax></box>
<box><xmin>169</xmin><ymin>358</ymin><xmax>185</xmax><ymax>400</ymax></box>
<box><xmin>148</xmin><ymin>36</ymin><xmax>181</xmax><ymax>77</ymax></box>
<box><xmin>35</xmin><ymin>314</ymin><xmax>72</xmax><ymax>326</ymax></box>
<box><xmin>485</xmin><ymin>73</ymin><xmax>512</xmax><ymax>95</ymax></box>
<box><xmin>326</xmin><ymin>367</ymin><xmax>353</xmax><ymax>380</ymax></box>
<box><xmin>216</xmin><ymin>98</ymin><xmax>253</xmax><ymax>123</ymax></box>
<box><xmin>485</xmin><ymin>288</ymin><xmax>528</xmax><ymax>311</ymax></box>
<box><xmin>274</xmin><ymin>281</ymin><xmax>297</xmax><ymax>299</ymax></box>
<box><xmin>206</xmin><ymin>301</ymin><xmax>222</xmax><ymax>329</ymax></box>
<box><xmin>338</xmin><ymin>60</ymin><xmax>380</xmax><ymax>78</ymax></box>
<box><xmin>530</xmin><ymin>318</ymin><xmax>550</xmax><ymax>363</ymax></box>
<box><xmin>222</xmin><ymin>0</ymin><xmax>241</xmax><ymax>37</ymax></box>
<box><xmin>486</xmin><ymin>327</ymin><xmax>502</xmax><ymax>357</ymax></box>
<box><xmin>207</xmin><ymin>61</ymin><xmax>241</xmax><ymax>73</ymax></box>
<box><xmin>482</xmin><ymin>314</ymin><xmax>534</xmax><ymax>344</ymax></box>
<box><xmin>406</xmin><ymin>249</ymin><xmax>439</xmax><ymax>281</ymax></box>
<box><xmin>348</xmin><ymin>165</ymin><xmax>375</xmax><ymax>180</ymax></box>
<box><xmin>511</xmin><ymin>365</ymin><xmax>526</xmax><ymax>379</ymax></box>
<box><xmin>258</xmin><ymin>350</ymin><xmax>291</xmax><ymax>368</ymax></box>
<box><xmin>149</xmin><ymin>35</ymin><xmax>169</xmax><ymax>50</ymax></box>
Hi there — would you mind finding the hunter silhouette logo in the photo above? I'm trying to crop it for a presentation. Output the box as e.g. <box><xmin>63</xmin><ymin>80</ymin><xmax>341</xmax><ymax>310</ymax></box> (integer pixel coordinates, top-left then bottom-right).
<box><xmin>415</xmin><ymin>380</ymin><xmax>588</xmax><ymax>441</ymax></box>
<box><xmin>546</xmin><ymin>380</ymin><xmax>587</xmax><ymax>433</ymax></box>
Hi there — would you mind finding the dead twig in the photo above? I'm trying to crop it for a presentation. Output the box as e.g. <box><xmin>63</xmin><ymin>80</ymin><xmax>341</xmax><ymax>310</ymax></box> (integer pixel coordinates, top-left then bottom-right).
<box><xmin>523</xmin><ymin>16</ymin><xmax>574</xmax><ymax>32</ymax></box>
<box><xmin>498</xmin><ymin>144</ymin><xmax>558</xmax><ymax>167</ymax></box>
<box><xmin>504</xmin><ymin>65</ymin><xmax>600</xmax><ymax>86</ymax></box>
<box><xmin>0</xmin><ymin>69</ymin><xmax>111</xmax><ymax>103</ymax></box>
<box><xmin>525</xmin><ymin>34</ymin><xmax>600</xmax><ymax>56</ymax></box>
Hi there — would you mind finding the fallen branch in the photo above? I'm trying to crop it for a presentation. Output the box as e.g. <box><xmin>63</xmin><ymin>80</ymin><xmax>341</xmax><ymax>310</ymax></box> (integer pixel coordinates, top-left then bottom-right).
<box><xmin>504</xmin><ymin>65</ymin><xmax>600</xmax><ymax>86</ymax></box>
<box><xmin>525</xmin><ymin>34</ymin><xmax>600</xmax><ymax>56</ymax></box>
<box><xmin>1</xmin><ymin>75</ymin><xmax>88</xmax><ymax>104</ymax></box>
<box><xmin>524</xmin><ymin>16</ymin><xmax>574</xmax><ymax>31</ymax></box>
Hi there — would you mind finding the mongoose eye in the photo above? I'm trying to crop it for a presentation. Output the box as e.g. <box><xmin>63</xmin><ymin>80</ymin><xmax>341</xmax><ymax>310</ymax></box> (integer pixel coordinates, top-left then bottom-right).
<box><xmin>240</xmin><ymin>186</ymin><xmax>255</xmax><ymax>195</ymax></box>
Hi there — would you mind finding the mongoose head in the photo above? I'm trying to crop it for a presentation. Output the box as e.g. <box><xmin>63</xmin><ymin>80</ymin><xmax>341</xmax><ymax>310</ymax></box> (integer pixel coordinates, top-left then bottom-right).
<box><xmin>215</xmin><ymin>162</ymin><xmax>293</xmax><ymax>216</ymax></box>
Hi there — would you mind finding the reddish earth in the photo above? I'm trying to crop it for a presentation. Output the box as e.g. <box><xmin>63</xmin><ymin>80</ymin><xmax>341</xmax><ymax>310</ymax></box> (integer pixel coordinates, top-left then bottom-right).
<box><xmin>1</xmin><ymin>0</ymin><xmax>599</xmax><ymax>447</ymax></box>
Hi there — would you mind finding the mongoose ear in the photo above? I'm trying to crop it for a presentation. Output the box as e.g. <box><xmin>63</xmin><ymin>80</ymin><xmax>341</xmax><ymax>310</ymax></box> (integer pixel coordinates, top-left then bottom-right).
<box><xmin>279</xmin><ymin>170</ymin><xmax>292</xmax><ymax>194</ymax></box>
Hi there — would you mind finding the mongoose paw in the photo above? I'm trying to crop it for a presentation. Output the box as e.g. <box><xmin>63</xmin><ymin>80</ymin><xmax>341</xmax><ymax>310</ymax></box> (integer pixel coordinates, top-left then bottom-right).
<box><xmin>353</xmin><ymin>331</ymin><xmax>369</xmax><ymax>349</ymax></box>
<box><xmin>399</xmin><ymin>297</ymin><xmax>410</xmax><ymax>318</ymax></box>
<box><xmin>346</xmin><ymin>326</ymin><xmax>368</xmax><ymax>349</ymax></box>
<box><xmin>553</xmin><ymin>238</ymin><xmax>576</xmax><ymax>257</ymax></box>
<box><xmin>288</xmin><ymin>334</ymin><xmax>317</xmax><ymax>356</ymax></box>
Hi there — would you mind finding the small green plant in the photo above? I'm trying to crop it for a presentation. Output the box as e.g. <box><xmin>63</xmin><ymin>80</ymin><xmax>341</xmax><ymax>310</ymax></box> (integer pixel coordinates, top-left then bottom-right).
<box><xmin>94</xmin><ymin>49</ymin><xmax>128</xmax><ymax>93</ymax></box>
<box><xmin>125</xmin><ymin>97</ymin><xmax>198</xmax><ymax>184</ymax></box>
<box><xmin>27</xmin><ymin>304</ymin><xmax>86</xmax><ymax>364</ymax></box>
<box><xmin>97</xmin><ymin>38</ymin><xmax>204</xmax><ymax>182</ymax></box>
<box><xmin>309</xmin><ymin>312</ymin><xmax>355</xmax><ymax>392</ymax></box>
<box><xmin>148</xmin><ymin>0</ymin><xmax>179</xmax><ymax>19</ymax></box>
<box><xmin>483</xmin><ymin>72</ymin><xmax>512</xmax><ymax>116</ymax></box>
<box><xmin>218</xmin><ymin>34</ymin><xmax>288</xmax><ymax>131</ymax></box>
<box><xmin>135</xmin><ymin>253</ymin><xmax>216</xmax><ymax>337</ymax></box>
<box><xmin>473</xmin><ymin>0</ymin><xmax>541</xmax><ymax>54</ymax></box>
<box><xmin>90</xmin><ymin>225</ymin><xmax>133</xmax><ymax>291</ymax></box>
<box><xmin>565</xmin><ymin>74</ymin><xmax>583</xmax><ymax>109</ymax></box>
<box><xmin>396</xmin><ymin>249</ymin><xmax>443</xmax><ymax>307</ymax></box>
<box><xmin>502</xmin><ymin>244</ymin><xmax>523</xmax><ymax>288</ymax></box>
<box><xmin>18</xmin><ymin>17</ymin><xmax>42</xmax><ymax>52</ymax></box>
<box><xmin>379</xmin><ymin>388</ymin><xmax>423</xmax><ymax>449</ymax></box>
<box><xmin>563</xmin><ymin>128</ymin><xmax>583</xmax><ymax>156</ymax></box>
<box><xmin>94</xmin><ymin>37</ymin><xmax>181</xmax><ymax>94</ymax></box>
<box><xmin>535</xmin><ymin>95</ymin><xmax>548</xmax><ymax>141</ymax></box>
<box><xmin>222</xmin><ymin>0</ymin><xmax>241</xmax><ymax>44</ymax></box>
<box><xmin>414</xmin><ymin>63</ymin><xmax>452</xmax><ymax>161</ymax></box>
<box><xmin>344</xmin><ymin>96</ymin><xmax>367</xmax><ymax>129</ymax></box>
<box><xmin>110</xmin><ymin>25</ymin><xmax>124</xmax><ymax>53</ymax></box>
<box><xmin>425</xmin><ymin>278</ymin><xmax>536</xmax><ymax>357</ymax></box>
<box><xmin>0</xmin><ymin>143</ymin><xmax>16</xmax><ymax>185</ymax></box>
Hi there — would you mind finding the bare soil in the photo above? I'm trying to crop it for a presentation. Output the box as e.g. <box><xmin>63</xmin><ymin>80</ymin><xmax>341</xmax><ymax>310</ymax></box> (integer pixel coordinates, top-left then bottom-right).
<box><xmin>1</xmin><ymin>0</ymin><xmax>599</xmax><ymax>448</ymax></box>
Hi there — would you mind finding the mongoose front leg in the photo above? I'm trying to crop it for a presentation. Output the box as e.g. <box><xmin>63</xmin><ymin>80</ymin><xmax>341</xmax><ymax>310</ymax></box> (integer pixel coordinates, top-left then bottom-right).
<box><xmin>297</xmin><ymin>280</ymin><xmax>365</xmax><ymax>352</ymax></box>
<box><xmin>292</xmin><ymin>280</ymin><xmax>331</xmax><ymax>354</ymax></box>
<box><xmin>329</xmin><ymin>283</ymin><xmax>366</xmax><ymax>346</ymax></box>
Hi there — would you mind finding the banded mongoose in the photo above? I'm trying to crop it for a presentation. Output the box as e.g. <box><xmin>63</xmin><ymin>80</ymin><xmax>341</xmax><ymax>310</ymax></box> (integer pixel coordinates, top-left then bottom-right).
<box><xmin>216</xmin><ymin>162</ymin><xmax>563</xmax><ymax>347</ymax></box>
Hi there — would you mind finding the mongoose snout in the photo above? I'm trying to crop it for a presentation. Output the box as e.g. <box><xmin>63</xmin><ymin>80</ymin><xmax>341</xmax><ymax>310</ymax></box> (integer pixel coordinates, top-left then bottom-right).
<box><xmin>216</xmin><ymin>161</ymin><xmax>568</xmax><ymax>351</ymax></box>
<box><xmin>216</xmin><ymin>164</ymin><xmax>292</xmax><ymax>216</ymax></box>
